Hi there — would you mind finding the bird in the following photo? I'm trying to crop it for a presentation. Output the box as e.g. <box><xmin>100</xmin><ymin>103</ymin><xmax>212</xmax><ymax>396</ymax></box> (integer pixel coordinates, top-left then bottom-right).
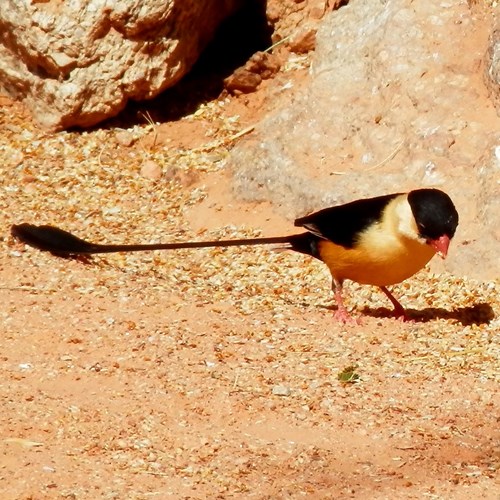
<box><xmin>11</xmin><ymin>188</ymin><xmax>458</xmax><ymax>322</ymax></box>
<box><xmin>292</xmin><ymin>188</ymin><xmax>458</xmax><ymax>322</ymax></box>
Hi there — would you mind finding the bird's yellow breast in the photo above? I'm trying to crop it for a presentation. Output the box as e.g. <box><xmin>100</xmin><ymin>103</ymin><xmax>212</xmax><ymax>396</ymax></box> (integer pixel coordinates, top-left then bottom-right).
<box><xmin>317</xmin><ymin>219</ymin><xmax>436</xmax><ymax>286</ymax></box>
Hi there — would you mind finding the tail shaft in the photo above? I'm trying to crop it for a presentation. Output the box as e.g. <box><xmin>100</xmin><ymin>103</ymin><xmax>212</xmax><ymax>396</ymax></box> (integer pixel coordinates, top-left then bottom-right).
<box><xmin>11</xmin><ymin>223</ymin><xmax>315</xmax><ymax>256</ymax></box>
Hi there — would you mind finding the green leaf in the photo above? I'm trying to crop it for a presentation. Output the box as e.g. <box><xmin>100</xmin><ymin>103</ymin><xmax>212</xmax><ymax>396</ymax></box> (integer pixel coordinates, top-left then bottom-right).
<box><xmin>337</xmin><ymin>365</ymin><xmax>360</xmax><ymax>384</ymax></box>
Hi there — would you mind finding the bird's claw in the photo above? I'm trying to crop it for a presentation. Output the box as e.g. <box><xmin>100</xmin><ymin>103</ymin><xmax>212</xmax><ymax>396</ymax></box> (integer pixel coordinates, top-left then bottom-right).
<box><xmin>333</xmin><ymin>308</ymin><xmax>362</xmax><ymax>325</ymax></box>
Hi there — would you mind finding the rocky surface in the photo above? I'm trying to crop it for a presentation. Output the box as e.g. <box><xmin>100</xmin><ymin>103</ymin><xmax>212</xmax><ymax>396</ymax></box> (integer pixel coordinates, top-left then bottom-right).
<box><xmin>0</xmin><ymin>0</ymin><xmax>245</xmax><ymax>130</ymax></box>
<box><xmin>486</xmin><ymin>10</ymin><xmax>500</xmax><ymax>110</ymax></box>
<box><xmin>228</xmin><ymin>0</ymin><xmax>499</xmax><ymax>280</ymax></box>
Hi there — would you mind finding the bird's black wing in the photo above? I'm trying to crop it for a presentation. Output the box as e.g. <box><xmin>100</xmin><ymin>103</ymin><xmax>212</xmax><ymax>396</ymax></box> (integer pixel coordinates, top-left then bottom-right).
<box><xmin>295</xmin><ymin>193</ymin><xmax>401</xmax><ymax>248</ymax></box>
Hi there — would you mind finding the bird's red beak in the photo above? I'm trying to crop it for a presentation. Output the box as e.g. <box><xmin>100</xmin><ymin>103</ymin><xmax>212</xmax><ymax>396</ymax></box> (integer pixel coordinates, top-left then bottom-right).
<box><xmin>428</xmin><ymin>234</ymin><xmax>451</xmax><ymax>259</ymax></box>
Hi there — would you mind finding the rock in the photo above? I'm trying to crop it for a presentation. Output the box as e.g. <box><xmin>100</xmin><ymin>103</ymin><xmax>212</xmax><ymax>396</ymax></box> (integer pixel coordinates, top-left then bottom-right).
<box><xmin>485</xmin><ymin>12</ymin><xmax>500</xmax><ymax>113</ymax></box>
<box><xmin>140</xmin><ymin>160</ymin><xmax>162</xmax><ymax>180</ymax></box>
<box><xmin>246</xmin><ymin>51</ymin><xmax>281</xmax><ymax>80</ymax></box>
<box><xmin>224</xmin><ymin>51</ymin><xmax>281</xmax><ymax>94</ymax></box>
<box><xmin>289</xmin><ymin>27</ymin><xmax>317</xmax><ymax>53</ymax></box>
<box><xmin>0</xmin><ymin>0</ymin><xmax>245</xmax><ymax>130</ymax></box>
<box><xmin>309</xmin><ymin>1</ymin><xmax>328</xmax><ymax>20</ymax></box>
<box><xmin>225</xmin><ymin>68</ymin><xmax>262</xmax><ymax>94</ymax></box>
<box><xmin>272</xmin><ymin>385</ymin><xmax>292</xmax><ymax>396</ymax></box>
<box><xmin>115</xmin><ymin>130</ymin><xmax>136</xmax><ymax>147</ymax></box>
<box><xmin>228</xmin><ymin>0</ymin><xmax>499</xmax><ymax>279</ymax></box>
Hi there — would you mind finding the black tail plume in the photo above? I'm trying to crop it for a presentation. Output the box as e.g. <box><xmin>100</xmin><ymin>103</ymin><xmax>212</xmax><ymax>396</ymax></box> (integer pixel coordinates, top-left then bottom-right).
<box><xmin>11</xmin><ymin>223</ymin><xmax>315</xmax><ymax>257</ymax></box>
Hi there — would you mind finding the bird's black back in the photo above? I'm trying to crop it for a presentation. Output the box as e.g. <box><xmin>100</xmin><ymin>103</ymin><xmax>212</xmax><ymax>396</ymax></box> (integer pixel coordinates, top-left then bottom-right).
<box><xmin>407</xmin><ymin>189</ymin><xmax>458</xmax><ymax>240</ymax></box>
<box><xmin>294</xmin><ymin>193</ymin><xmax>400</xmax><ymax>248</ymax></box>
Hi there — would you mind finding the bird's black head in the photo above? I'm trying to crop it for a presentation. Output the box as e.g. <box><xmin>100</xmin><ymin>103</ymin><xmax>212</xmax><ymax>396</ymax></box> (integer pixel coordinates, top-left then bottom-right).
<box><xmin>407</xmin><ymin>188</ymin><xmax>459</xmax><ymax>241</ymax></box>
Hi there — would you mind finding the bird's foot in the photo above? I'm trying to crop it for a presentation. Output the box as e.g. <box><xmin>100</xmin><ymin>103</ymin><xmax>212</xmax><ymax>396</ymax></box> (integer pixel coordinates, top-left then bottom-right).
<box><xmin>379</xmin><ymin>287</ymin><xmax>412</xmax><ymax>322</ymax></box>
<box><xmin>392</xmin><ymin>305</ymin><xmax>411</xmax><ymax>322</ymax></box>
<box><xmin>332</xmin><ymin>285</ymin><xmax>361</xmax><ymax>324</ymax></box>
<box><xmin>333</xmin><ymin>308</ymin><xmax>361</xmax><ymax>325</ymax></box>
<box><xmin>394</xmin><ymin>313</ymin><xmax>409</xmax><ymax>322</ymax></box>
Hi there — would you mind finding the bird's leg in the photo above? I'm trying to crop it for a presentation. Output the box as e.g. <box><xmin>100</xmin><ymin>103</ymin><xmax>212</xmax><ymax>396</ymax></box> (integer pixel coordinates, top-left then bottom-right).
<box><xmin>379</xmin><ymin>286</ymin><xmax>408</xmax><ymax>321</ymax></box>
<box><xmin>332</xmin><ymin>279</ymin><xmax>358</xmax><ymax>324</ymax></box>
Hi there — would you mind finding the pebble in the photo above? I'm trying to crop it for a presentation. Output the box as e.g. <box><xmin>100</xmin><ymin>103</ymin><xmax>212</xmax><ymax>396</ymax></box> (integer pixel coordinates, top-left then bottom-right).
<box><xmin>289</xmin><ymin>28</ymin><xmax>317</xmax><ymax>54</ymax></box>
<box><xmin>140</xmin><ymin>160</ymin><xmax>162</xmax><ymax>180</ymax></box>
<box><xmin>115</xmin><ymin>130</ymin><xmax>135</xmax><ymax>147</ymax></box>
<box><xmin>272</xmin><ymin>385</ymin><xmax>291</xmax><ymax>396</ymax></box>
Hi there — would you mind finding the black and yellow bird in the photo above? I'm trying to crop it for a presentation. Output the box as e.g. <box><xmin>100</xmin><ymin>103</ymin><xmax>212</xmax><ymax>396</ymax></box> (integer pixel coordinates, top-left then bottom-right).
<box><xmin>11</xmin><ymin>188</ymin><xmax>459</xmax><ymax>322</ymax></box>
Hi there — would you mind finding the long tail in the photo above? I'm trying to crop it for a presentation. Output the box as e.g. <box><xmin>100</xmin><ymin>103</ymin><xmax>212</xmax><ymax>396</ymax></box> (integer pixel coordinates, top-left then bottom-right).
<box><xmin>11</xmin><ymin>223</ymin><xmax>318</xmax><ymax>257</ymax></box>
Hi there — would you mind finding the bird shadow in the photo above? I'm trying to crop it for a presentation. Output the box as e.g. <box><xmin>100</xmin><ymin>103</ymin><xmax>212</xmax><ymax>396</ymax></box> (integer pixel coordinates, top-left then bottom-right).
<box><xmin>361</xmin><ymin>302</ymin><xmax>495</xmax><ymax>326</ymax></box>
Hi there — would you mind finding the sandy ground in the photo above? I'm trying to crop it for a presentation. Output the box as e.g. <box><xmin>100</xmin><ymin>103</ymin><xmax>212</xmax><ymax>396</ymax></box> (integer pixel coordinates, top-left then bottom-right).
<box><xmin>1</xmin><ymin>6</ymin><xmax>499</xmax><ymax>498</ymax></box>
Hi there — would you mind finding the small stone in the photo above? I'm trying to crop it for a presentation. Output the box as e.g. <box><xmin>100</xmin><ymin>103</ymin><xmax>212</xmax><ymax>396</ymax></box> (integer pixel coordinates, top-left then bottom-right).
<box><xmin>224</xmin><ymin>69</ymin><xmax>262</xmax><ymax>94</ymax></box>
<box><xmin>289</xmin><ymin>28</ymin><xmax>317</xmax><ymax>54</ymax></box>
<box><xmin>272</xmin><ymin>385</ymin><xmax>291</xmax><ymax>396</ymax></box>
<box><xmin>115</xmin><ymin>130</ymin><xmax>135</xmax><ymax>147</ymax></box>
<box><xmin>115</xmin><ymin>439</ymin><xmax>128</xmax><ymax>450</ymax></box>
<box><xmin>141</xmin><ymin>160</ymin><xmax>162</xmax><ymax>180</ymax></box>
<box><xmin>246</xmin><ymin>52</ymin><xmax>281</xmax><ymax>80</ymax></box>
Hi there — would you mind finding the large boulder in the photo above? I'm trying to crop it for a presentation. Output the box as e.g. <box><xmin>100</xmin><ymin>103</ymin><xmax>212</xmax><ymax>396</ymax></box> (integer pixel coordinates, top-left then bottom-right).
<box><xmin>228</xmin><ymin>0</ymin><xmax>499</xmax><ymax>279</ymax></box>
<box><xmin>0</xmin><ymin>0</ymin><xmax>245</xmax><ymax>130</ymax></box>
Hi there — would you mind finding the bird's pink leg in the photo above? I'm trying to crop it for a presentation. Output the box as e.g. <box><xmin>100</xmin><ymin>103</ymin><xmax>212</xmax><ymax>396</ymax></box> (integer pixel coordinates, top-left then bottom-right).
<box><xmin>332</xmin><ymin>279</ymin><xmax>359</xmax><ymax>324</ymax></box>
<box><xmin>379</xmin><ymin>286</ymin><xmax>408</xmax><ymax>321</ymax></box>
